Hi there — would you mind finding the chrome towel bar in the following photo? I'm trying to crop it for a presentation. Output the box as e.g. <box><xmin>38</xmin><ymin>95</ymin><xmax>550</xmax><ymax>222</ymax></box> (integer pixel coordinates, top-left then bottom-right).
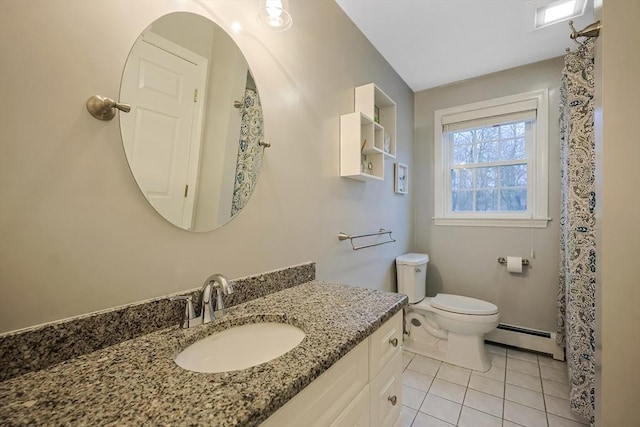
<box><xmin>338</xmin><ymin>229</ymin><xmax>396</xmax><ymax>251</ymax></box>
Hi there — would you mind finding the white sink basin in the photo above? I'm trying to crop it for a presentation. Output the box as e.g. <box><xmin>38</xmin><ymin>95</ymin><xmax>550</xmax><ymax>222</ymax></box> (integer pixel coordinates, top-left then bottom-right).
<box><xmin>175</xmin><ymin>322</ymin><xmax>305</xmax><ymax>373</ymax></box>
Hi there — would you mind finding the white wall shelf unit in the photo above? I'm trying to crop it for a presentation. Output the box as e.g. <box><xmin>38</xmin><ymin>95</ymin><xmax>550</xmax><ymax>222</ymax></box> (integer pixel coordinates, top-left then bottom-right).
<box><xmin>340</xmin><ymin>112</ymin><xmax>384</xmax><ymax>181</ymax></box>
<box><xmin>355</xmin><ymin>83</ymin><xmax>396</xmax><ymax>158</ymax></box>
<box><xmin>340</xmin><ymin>83</ymin><xmax>397</xmax><ymax>182</ymax></box>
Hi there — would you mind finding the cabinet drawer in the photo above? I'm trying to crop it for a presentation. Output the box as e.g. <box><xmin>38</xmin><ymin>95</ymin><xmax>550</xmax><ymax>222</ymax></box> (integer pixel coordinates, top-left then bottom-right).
<box><xmin>330</xmin><ymin>384</ymin><xmax>370</xmax><ymax>427</ymax></box>
<box><xmin>369</xmin><ymin>311</ymin><xmax>403</xmax><ymax>378</ymax></box>
<box><xmin>261</xmin><ymin>340</ymin><xmax>369</xmax><ymax>427</ymax></box>
<box><xmin>369</xmin><ymin>350</ymin><xmax>403</xmax><ymax>427</ymax></box>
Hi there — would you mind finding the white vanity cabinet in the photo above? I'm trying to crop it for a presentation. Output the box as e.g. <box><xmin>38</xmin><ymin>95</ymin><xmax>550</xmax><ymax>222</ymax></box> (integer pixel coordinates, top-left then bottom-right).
<box><xmin>368</xmin><ymin>312</ymin><xmax>403</xmax><ymax>427</ymax></box>
<box><xmin>261</xmin><ymin>311</ymin><xmax>403</xmax><ymax>427</ymax></box>
<box><xmin>340</xmin><ymin>83</ymin><xmax>397</xmax><ymax>182</ymax></box>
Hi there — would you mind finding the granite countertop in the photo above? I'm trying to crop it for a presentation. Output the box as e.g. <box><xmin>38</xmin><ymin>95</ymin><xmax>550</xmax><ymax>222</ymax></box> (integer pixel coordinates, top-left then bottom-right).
<box><xmin>0</xmin><ymin>281</ymin><xmax>407</xmax><ymax>426</ymax></box>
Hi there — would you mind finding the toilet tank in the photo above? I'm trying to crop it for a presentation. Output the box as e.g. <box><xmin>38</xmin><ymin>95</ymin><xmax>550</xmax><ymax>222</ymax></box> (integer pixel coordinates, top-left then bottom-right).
<box><xmin>396</xmin><ymin>253</ymin><xmax>429</xmax><ymax>303</ymax></box>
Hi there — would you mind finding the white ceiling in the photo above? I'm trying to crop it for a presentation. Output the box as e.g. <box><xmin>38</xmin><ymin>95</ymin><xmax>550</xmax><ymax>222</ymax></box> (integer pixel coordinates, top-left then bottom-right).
<box><xmin>335</xmin><ymin>0</ymin><xmax>594</xmax><ymax>92</ymax></box>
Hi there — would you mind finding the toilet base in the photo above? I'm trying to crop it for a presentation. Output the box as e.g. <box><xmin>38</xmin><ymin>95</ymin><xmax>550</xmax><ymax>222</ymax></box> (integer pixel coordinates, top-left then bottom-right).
<box><xmin>446</xmin><ymin>332</ymin><xmax>491</xmax><ymax>372</ymax></box>
<box><xmin>405</xmin><ymin>315</ymin><xmax>492</xmax><ymax>372</ymax></box>
<box><xmin>404</xmin><ymin>328</ymin><xmax>448</xmax><ymax>362</ymax></box>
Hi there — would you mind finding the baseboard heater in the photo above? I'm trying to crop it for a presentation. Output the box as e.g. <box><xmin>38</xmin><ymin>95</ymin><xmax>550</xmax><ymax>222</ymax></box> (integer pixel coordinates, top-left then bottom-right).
<box><xmin>485</xmin><ymin>323</ymin><xmax>565</xmax><ymax>361</ymax></box>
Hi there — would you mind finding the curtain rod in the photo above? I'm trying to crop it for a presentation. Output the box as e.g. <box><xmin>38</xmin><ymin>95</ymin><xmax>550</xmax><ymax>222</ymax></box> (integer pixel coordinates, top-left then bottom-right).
<box><xmin>569</xmin><ymin>20</ymin><xmax>602</xmax><ymax>43</ymax></box>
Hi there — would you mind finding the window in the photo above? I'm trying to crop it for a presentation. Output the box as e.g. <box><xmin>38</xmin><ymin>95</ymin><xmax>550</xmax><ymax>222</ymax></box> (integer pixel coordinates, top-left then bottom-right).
<box><xmin>433</xmin><ymin>90</ymin><xmax>550</xmax><ymax>227</ymax></box>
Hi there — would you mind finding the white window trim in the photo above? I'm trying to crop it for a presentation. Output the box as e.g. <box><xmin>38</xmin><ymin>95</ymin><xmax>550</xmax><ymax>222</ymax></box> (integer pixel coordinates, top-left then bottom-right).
<box><xmin>433</xmin><ymin>89</ymin><xmax>551</xmax><ymax>228</ymax></box>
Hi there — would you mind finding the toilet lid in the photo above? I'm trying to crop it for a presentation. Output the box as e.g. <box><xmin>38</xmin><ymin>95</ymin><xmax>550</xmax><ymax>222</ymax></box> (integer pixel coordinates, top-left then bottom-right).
<box><xmin>431</xmin><ymin>294</ymin><xmax>498</xmax><ymax>315</ymax></box>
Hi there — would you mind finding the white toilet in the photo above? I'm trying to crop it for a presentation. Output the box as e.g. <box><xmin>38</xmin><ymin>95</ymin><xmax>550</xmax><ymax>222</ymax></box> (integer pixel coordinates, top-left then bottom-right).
<box><xmin>396</xmin><ymin>253</ymin><xmax>499</xmax><ymax>372</ymax></box>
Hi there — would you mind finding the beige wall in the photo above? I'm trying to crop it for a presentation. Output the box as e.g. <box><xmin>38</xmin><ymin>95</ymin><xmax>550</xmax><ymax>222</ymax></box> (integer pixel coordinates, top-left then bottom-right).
<box><xmin>0</xmin><ymin>0</ymin><xmax>414</xmax><ymax>333</ymax></box>
<box><xmin>414</xmin><ymin>58</ymin><xmax>564</xmax><ymax>332</ymax></box>
<box><xmin>594</xmin><ymin>0</ymin><xmax>640</xmax><ymax>424</ymax></box>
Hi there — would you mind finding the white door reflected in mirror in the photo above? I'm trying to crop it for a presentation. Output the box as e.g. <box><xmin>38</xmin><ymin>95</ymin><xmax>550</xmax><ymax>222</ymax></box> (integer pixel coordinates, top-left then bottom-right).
<box><xmin>121</xmin><ymin>33</ymin><xmax>207</xmax><ymax>229</ymax></box>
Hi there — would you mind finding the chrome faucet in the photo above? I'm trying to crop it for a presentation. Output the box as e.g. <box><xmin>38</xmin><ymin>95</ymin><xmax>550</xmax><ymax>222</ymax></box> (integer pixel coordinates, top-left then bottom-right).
<box><xmin>170</xmin><ymin>274</ymin><xmax>235</xmax><ymax>329</ymax></box>
<box><xmin>200</xmin><ymin>273</ymin><xmax>234</xmax><ymax>322</ymax></box>
<box><xmin>211</xmin><ymin>274</ymin><xmax>234</xmax><ymax>317</ymax></box>
<box><xmin>200</xmin><ymin>277</ymin><xmax>216</xmax><ymax>325</ymax></box>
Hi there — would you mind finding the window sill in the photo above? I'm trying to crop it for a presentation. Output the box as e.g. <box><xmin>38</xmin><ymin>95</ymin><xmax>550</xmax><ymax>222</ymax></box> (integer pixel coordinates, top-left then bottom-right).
<box><xmin>433</xmin><ymin>217</ymin><xmax>551</xmax><ymax>228</ymax></box>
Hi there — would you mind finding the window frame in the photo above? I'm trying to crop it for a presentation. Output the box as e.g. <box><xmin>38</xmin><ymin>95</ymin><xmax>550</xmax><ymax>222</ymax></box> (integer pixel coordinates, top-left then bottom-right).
<box><xmin>433</xmin><ymin>90</ymin><xmax>550</xmax><ymax>228</ymax></box>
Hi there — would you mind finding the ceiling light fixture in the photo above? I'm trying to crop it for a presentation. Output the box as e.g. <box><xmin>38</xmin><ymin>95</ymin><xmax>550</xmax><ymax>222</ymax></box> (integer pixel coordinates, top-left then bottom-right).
<box><xmin>258</xmin><ymin>0</ymin><xmax>293</xmax><ymax>31</ymax></box>
<box><xmin>534</xmin><ymin>0</ymin><xmax>587</xmax><ymax>29</ymax></box>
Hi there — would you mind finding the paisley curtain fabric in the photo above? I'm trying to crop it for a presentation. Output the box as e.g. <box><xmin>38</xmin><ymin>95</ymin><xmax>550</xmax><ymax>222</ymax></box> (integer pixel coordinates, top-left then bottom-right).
<box><xmin>557</xmin><ymin>39</ymin><xmax>596</xmax><ymax>424</ymax></box>
<box><xmin>231</xmin><ymin>88</ymin><xmax>264</xmax><ymax>217</ymax></box>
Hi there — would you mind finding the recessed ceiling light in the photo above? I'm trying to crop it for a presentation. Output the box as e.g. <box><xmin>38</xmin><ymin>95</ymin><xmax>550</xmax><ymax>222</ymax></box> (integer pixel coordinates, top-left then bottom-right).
<box><xmin>535</xmin><ymin>0</ymin><xmax>587</xmax><ymax>29</ymax></box>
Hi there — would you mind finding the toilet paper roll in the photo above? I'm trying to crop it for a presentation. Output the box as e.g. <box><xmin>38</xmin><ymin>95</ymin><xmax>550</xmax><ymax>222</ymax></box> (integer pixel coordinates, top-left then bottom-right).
<box><xmin>507</xmin><ymin>256</ymin><xmax>523</xmax><ymax>273</ymax></box>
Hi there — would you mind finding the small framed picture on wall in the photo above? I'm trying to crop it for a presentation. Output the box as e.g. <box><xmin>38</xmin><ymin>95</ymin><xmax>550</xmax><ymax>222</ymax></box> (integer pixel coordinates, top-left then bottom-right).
<box><xmin>395</xmin><ymin>163</ymin><xmax>408</xmax><ymax>194</ymax></box>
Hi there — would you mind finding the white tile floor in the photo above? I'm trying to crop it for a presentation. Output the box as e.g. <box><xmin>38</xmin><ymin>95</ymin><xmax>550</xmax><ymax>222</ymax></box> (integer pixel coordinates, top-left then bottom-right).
<box><xmin>401</xmin><ymin>344</ymin><xmax>590</xmax><ymax>427</ymax></box>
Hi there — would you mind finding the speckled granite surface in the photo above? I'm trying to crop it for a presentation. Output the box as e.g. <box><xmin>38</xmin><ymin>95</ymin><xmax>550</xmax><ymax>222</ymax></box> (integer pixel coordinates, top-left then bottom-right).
<box><xmin>0</xmin><ymin>263</ymin><xmax>315</xmax><ymax>382</ymax></box>
<box><xmin>0</xmin><ymin>281</ymin><xmax>407</xmax><ymax>426</ymax></box>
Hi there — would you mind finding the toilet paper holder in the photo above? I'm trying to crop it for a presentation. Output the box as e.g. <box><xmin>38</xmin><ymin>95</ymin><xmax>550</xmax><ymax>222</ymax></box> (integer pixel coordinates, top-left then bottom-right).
<box><xmin>497</xmin><ymin>257</ymin><xmax>530</xmax><ymax>266</ymax></box>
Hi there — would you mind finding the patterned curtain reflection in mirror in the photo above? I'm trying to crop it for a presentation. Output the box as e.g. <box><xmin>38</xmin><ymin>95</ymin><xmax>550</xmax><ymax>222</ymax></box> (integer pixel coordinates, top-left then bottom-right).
<box><xmin>231</xmin><ymin>88</ymin><xmax>264</xmax><ymax>217</ymax></box>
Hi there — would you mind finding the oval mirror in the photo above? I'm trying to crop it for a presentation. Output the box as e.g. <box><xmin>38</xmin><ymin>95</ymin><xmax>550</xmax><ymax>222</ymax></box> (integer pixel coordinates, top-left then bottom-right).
<box><xmin>119</xmin><ymin>12</ymin><xmax>265</xmax><ymax>232</ymax></box>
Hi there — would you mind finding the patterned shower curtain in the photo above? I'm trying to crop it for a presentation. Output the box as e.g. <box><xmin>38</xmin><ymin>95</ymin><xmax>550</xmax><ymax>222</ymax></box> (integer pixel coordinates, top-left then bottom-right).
<box><xmin>231</xmin><ymin>88</ymin><xmax>264</xmax><ymax>217</ymax></box>
<box><xmin>557</xmin><ymin>39</ymin><xmax>596</xmax><ymax>424</ymax></box>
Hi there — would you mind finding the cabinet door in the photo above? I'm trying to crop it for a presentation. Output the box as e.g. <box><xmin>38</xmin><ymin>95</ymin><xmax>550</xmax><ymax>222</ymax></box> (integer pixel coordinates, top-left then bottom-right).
<box><xmin>330</xmin><ymin>385</ymin><xmax>370</xmax><ymax>427</ymax></box>
<box><xmin>369</xmin><ymin>311</ymin><xmax>403</xmax><ymax>378</ymax></box>
<box><xmin>261</xmin><ymin>341</ymin><xmax>368</xmax><ymax>427</ymax></box>
<box><xmin>370</xmin><ymin>351</ymin><xmax>403</xmax><ymax>427</ymax></box>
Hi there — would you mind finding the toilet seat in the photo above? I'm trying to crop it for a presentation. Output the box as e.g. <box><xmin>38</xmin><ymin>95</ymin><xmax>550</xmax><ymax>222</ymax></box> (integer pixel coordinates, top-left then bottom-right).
<box><xmin>411</xmin><ymin>298</ymin><xmax>499</xmax><ymax>325</ymax></box>
<box><xmin>431</xmin><ymin>294</ymin><xmax>498</xmax><ymax>315</ymax></box>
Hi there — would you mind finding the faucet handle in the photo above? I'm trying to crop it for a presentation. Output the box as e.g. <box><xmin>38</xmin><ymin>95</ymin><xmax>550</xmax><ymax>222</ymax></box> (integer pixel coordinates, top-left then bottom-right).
<box><xmin>170</xmin><ymin>295</ymin><xmax>197</xmax><ymax>329</ymax></box>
